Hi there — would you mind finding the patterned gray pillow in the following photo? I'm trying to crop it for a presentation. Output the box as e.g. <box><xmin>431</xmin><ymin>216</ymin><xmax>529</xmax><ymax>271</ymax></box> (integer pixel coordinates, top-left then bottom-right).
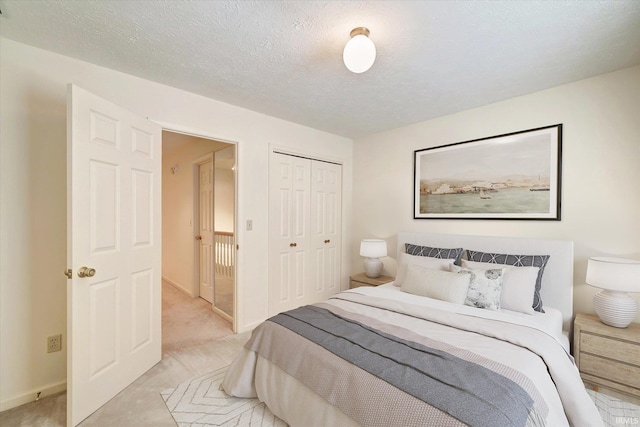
<box><xmin>405</xmin><ymin>244</ymin><xmax>464</xmax><ymax>265</ymax></box>
<box><xmin>466</xmin><ymin>250</ymin><xmax>550</xmax><ymax>313</ymax></box>
<box><xmin>452</xmin><ymin>265</ymin><xmax>504</xmax><ymax>311</ymax></box>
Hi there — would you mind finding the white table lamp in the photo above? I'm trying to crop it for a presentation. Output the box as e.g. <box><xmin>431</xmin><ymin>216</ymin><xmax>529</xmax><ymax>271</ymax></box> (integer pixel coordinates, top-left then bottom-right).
<box><xmin>360</xmin><ymin>239</ymin><xmax>387</xmax><ymax>278</ymax></box>
<box><xmin>586</xmin><ymin>257</ymin><xmax>640</xmax><ymax>328</ymax></box>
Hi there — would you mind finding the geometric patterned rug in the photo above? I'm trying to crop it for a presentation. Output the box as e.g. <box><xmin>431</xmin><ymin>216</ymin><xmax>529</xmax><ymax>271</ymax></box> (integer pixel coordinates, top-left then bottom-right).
<box><xmin>587</xmin><ymin>389</ymin><xmax>640</xmax><ymax>427</ymax></box>
<box><xmin>162</xmin><ymin>366</ymin><xmax>639</xmax><ymax>427</ymax></box>
<box><xmin>161</xmin><ymin>366</ymin><xmax>287</xmax><ymax>427</ymax></box>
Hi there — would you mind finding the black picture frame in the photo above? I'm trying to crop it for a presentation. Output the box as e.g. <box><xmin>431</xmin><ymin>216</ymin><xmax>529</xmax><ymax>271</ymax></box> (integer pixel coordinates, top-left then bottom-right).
<box><xmin>413</xmin><ymin>124</ymin><xmax>562</xmax><ymax>220</ymax></box>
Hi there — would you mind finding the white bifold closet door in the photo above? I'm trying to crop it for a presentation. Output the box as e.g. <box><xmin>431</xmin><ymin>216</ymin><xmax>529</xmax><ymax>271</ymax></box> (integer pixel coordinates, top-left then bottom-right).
<box><xmin>269</xmin><ymin>152</ymin><xmax>342</xmax><ymax>316</ymax></box>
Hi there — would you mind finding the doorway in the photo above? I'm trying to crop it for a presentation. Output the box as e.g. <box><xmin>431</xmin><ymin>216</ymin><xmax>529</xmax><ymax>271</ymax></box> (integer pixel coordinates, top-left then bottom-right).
<box><xmin>161</xmin><ymin>130</ymin><xmax>236</xmax><ymax>343</ymax></box>
<box><xmin>65</xmin><ymin>86</ymin><xmax>238</xmax><ymax>424</ymax></box>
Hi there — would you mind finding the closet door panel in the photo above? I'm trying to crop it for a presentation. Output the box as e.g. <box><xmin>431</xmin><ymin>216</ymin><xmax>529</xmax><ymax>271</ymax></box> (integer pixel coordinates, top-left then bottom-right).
<box><xmin>310</xmin><ymin>161</ymin><xmax>342</xmax><ymax>302</ymax></box>
<box><xmin>269</xmin><ymin>153</ymin><xmax>310</xmax><ymax>315</ymax></box>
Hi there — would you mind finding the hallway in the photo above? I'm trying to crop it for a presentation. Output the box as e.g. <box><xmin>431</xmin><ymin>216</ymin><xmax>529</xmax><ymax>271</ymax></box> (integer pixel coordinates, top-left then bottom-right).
<box><xmin>162</xmin><ymin>280</ymin><xmax>233</xmax><ymax>354</ymax></box>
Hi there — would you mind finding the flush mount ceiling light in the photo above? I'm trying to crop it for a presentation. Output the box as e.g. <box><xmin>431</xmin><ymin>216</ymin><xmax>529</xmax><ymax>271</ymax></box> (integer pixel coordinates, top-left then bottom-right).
<box><xmin>343</xmin><ymin>27</ymin><xmax>376</xmax><ymax>73</ymax></box>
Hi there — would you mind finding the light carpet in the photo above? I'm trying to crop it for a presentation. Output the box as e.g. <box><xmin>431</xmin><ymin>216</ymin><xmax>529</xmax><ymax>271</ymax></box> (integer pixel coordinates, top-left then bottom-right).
<box><xmin>162</xmin><ymin>367</ymin><xmax>639</xmax><ymax>427</ymax></box>
<box><xmin>161</xmin><ymin>366</ymin><xmax>287</xmax><ymax>427</ymax></box>
<box><xmin>587</xmin><ymin>389</ymin><xmax>640</xmax><ymax>427</ymax></box>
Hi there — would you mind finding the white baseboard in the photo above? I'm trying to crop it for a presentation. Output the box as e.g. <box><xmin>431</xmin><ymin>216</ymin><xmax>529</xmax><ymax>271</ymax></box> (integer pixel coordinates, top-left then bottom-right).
<box><xmin>162</xmin><ymin>275</ymin><xmax>194</xmax><ymax>297</ymax></box>
<box><xmin>236</xmin><ymin>321</ymin><xmax>261</xmax><ymax>334</ymax></box>
<box><xmin>0</xmin><ymin>380</ymin><xmax>67</xmax><ymax>412</ymax></box>
<box><xmin>212</xmin><ymin>305</ymin><xmax>233</xmax><ymax>323</ymax></box>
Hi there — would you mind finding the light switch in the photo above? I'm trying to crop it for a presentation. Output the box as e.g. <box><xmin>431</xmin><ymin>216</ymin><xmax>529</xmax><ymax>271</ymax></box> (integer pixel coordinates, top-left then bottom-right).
<box><xmin>246</xmin><ymin>220</ymin><xmax>253</xmax><ymax>231</ymax></box>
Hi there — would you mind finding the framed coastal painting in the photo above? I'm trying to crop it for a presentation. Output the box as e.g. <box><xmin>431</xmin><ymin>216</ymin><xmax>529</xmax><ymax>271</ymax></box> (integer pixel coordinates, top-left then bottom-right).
<box><xmin>413</xmin><ymin>124</ymin><xmax>562</xmax><ymax>220</ymax></box>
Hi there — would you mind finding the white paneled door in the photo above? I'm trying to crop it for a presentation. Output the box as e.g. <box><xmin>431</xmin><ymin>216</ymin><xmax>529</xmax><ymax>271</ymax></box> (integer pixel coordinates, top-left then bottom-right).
<box><xmin>310</xmin><ymin>161</ymin><xmax>342</xmax><ymax>301</ymax></box>
<box><xmin>66</xmin><ymin>85</ymin><xmax>162</xmax><ymax>426</ymax></box>
<box><xmin>198</xmin><ymin>158</ymin><xmax>215</xmax><ymax>303</ymax></box>
<box><xmin>269</xmin><ymin>153</ymin><xmax>311</xmax><ymax>315</ymax></box>
<box><xmin>268</xmin><ymin>152</ymin><xmax>342</xmax><ymax>316</ymax></box>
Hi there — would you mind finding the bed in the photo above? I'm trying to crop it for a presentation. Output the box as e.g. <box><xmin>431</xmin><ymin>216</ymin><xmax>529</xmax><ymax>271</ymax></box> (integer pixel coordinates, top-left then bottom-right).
<box><xmin>223</xmin><ymin>232</ymin><xmax>603</xmax><ymax>426</ymax></box>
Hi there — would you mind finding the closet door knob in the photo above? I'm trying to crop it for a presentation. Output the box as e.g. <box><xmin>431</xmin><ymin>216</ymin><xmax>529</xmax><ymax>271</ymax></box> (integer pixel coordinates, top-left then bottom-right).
<box><xmin>324</xmin><ymin>239</ymin><xmax>330</xmax><ymax>244</ymax></box>
<box><xmin>289</xmin><ymin>243</ymin><xmax>297</xmax><ymax>247</ymax></box>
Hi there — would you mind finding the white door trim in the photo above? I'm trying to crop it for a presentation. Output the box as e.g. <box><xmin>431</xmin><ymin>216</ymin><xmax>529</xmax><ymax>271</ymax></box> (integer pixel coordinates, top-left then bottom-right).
<box><xmin>269</xmin><ymin>145</ymin><xmax>344</xmax><ymax>167</ymax></box>
<box><xmin>160</xmin><ymin>127</ymin><xmax>239</xmax><ymax>333</ymax></box>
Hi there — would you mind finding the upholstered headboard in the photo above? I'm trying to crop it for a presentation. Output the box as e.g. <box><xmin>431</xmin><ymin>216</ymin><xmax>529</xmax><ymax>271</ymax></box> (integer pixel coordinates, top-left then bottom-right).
<box><xmin>397</xmin><ymin>232</ymin><xmax>574</xmax><ymax>333</ymax></box>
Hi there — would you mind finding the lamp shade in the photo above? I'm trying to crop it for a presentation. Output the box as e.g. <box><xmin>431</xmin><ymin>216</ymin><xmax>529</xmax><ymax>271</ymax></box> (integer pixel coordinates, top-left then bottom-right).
<box><xmin>586</xmin><ymin>257</ymin><xmax>640</xmax><ymax>293</ymax></box>
<box><xmin>360</xmin><ymin>239</ymin><xmax>387</xmax><ymax>258</ymax></box>
<box><xmin>343</xmin><ymin>27</ymin><xmax>376</xmax><ymax>73</ymax></box>
<box><xmin>586</xmin><ymin>256</ymin><xmax>640</xmax><ymax>328</ymax></box>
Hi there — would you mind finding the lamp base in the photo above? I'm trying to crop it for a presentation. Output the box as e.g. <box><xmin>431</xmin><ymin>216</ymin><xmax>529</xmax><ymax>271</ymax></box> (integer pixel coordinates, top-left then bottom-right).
<box><xmin>593</xmin><ymin>290</ymin><xmax>638</xmax><ymax>328</ymax></box>
<box><xmin>363</xmin><ymin>258</ymin><xmax>383</xmax><ymax>278</ymax></box>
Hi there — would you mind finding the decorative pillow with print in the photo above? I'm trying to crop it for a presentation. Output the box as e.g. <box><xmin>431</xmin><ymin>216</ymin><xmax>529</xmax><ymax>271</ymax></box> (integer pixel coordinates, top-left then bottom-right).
<box><xmin>405</xmin><ymin>244</ymin><xmax>464</xmax><ymax>265</ymax></box>
<box><xmin>466</xmin><ymin>250</ymin><xmax>550</xmax><ymax>313</ymax></box>
<box><xmin>451</xmin><ymin>265</ymin><xmax>505</xmax><ymax>311</ymax></box>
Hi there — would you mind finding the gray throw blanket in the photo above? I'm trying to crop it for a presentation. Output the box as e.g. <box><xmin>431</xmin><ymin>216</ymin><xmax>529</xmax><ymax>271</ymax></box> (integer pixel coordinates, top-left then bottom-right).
<box><xmin>270</xmin><ymin>305</ymin><xmax>535</xmax><ymax>427</ymax></box>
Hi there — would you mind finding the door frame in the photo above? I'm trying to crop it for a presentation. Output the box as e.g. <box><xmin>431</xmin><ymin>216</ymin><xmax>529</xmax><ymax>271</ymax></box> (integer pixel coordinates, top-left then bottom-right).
<box><xmin>192</xmin><ymin>152</ymin><xmax>215</xmax><ymax>302</ymax></box>
<box><xmin>270</xmin><ymin>145</ymin><xmax>344</xmax><ymax>168</ymax></box>
<box><xmin>159</xmin><ymin>123</ymin><xmax>239</xmax><ymax>333</ymax></box>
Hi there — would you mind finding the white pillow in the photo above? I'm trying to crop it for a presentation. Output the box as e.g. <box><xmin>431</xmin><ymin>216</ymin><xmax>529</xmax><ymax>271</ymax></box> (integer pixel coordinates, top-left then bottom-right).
<box><xmin>400</xmin><ymin>263</ymin><xmax>470</xmax><ymax>305</ymax></box>
<box><xmin>462</xmin><ymin>259</ymin><xmax>538</xmax><ymax>315</ymax></box>
<box><xmin>394</xmin><ymin>252</ymin><xmax>455</xmax><ymax>287</ymax></box>
<box><xmin>451</xmin><ymin>265</ymin><xmax>505</xmax><ymax>311</ymax></box>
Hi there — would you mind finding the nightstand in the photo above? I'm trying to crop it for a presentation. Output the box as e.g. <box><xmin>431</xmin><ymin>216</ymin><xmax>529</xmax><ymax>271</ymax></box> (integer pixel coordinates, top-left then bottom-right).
<box><xmin>573</xmin><ymin>313</ymin><xmax>640</xmax><ymax>399</ymax></box>
<box><xmin>349</xmin><ymin>272</ymin><xmax>394</xmax><ymax>289</ymax></box>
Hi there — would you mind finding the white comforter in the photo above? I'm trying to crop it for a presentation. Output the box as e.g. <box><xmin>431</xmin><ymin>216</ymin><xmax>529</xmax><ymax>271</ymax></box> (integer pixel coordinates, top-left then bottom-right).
<box><xmin>223</xmin><ymin>285</ymin><xmax>603</xmax><ymax>427</ymax></box>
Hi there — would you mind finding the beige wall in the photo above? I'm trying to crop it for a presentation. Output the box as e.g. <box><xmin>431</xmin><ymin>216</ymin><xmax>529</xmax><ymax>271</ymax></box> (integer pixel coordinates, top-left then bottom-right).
<box><xmin>351</xmin><ymin>65</ymin><xmax>640</xmax><ymax>322</ymax></box>
<box><xmin>0</xmin><ymin>38</ymin><xmax>353</xmax><ymax>410</ymax></box>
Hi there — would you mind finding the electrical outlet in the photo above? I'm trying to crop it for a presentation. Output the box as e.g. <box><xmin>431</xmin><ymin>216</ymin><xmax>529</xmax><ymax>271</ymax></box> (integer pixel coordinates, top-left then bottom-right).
<box><xmin>47</xmin><ymin>334</ymin><xmax>62</xmax><ymax>353</ymax></box>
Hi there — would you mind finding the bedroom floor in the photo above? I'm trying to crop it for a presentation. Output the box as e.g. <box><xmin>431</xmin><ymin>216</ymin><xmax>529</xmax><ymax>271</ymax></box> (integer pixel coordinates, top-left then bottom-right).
<box><xmin>0</xmin><ymin>281</ymin><xmax>249</xmax><ymax>427</ymax></box>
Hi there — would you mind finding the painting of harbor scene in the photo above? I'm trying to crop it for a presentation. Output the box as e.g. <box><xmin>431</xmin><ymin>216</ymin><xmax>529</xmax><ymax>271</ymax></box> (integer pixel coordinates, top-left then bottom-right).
<box><xmin>414</xmin><ymin>124</ymin><xmax>561</xmax><ymax>220</ymax></box>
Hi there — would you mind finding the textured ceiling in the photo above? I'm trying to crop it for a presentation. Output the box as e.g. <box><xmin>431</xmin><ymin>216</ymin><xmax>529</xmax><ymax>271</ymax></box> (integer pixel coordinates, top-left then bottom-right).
<box><xmin>2</xmin><ymin>1</ymin><xmax>639</xmax><ymax>138</ymax></box>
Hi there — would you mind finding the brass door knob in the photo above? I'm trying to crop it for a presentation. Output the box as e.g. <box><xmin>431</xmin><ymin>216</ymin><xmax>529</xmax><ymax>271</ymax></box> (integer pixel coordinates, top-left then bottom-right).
<box><xmin>77</xmin><ymin>267</ymin><xmax>96</xmax><ymax>278</ymax></box>
<box><xmin>64</xmin><ymin>269</ymin><xmax>72</xmax><ymax>279</ymax></box>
